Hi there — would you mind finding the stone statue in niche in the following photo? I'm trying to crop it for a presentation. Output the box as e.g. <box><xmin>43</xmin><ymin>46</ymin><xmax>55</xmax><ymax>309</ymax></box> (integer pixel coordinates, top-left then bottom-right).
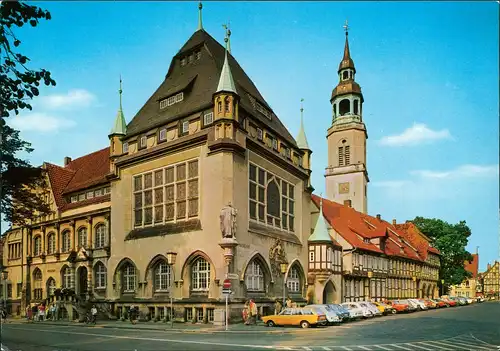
<box><xmin>269</xmin><ymin>238</ymin><xmax>287</xmax><ymax>278</ymax></box>
<box><xmin>220</xmin><ymin>203</ymin><xmax>237</xmax><ymax>239</ymax></box>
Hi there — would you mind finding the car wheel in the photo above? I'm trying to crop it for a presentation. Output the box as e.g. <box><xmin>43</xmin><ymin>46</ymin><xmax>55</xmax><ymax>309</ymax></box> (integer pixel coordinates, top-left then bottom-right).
<box><xmin>391</xmin><ymin>309</ymin><xmax>397</xmax><ymax>314</ymax></box>
<box><xmin>266</xmin><ymin>320</ymin><xmax>275</xmax><ymax>327</ymax></box>
<box><xmin>300</xmin><ymin>320</ymin><xmax>310</xmax><ymax>329</ymax></box>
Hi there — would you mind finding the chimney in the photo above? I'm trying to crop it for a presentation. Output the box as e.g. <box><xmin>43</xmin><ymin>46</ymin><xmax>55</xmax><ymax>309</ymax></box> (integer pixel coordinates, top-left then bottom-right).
<box><xmin>376</xmin><ymin>214</ymin><xmax>381</xmax><ymax>221</ymax></box>
<box><xmin>487</xmin><ymin>263</ymin><xmax>491</xmax><ymax>271</ymax></box>
<box><xmin>476</xmin><ymin>246</ymin><xmax>479</xmax><ymax>255</ymax></box>
<box><xmin>64</xmin><ymin>157</ymin><xmax>72</xmax><ymax>167</ymax></box>
<box><xmin>392</xmin><ymin>219</ymin><xmax>397</xmax><ymax>226</ymax></box>
<box><xmin>343</xmin><ymin>200</ymin><xmax>352</xmax><ymax>207</ymax></box>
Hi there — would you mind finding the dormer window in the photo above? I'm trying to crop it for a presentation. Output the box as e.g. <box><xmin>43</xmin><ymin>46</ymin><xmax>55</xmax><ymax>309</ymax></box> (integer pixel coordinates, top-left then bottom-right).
<box><xmin>159</xmin><ymin>128</ymin><xmax>167</xmax><ymax>141</ymax></box>
<box><xmin>70</xmin><ymin>195</ymin><xmax>77</xmax><ymax>203</ymax></box>
<box><xmin>140</xmin><ymin>136</ymin><xmax>147</xmax><ymax>149</ymax></box>
<box><xmin>195</xmin><ymin>51</ymin><xmax>201</xmax><ymax>60</ymax></box>
<box><xmin>182</xmin><ymin>121</ymin><xmax>189</xmax><ymax>134</ymax></box>
<box><xmin>257</xmin><ymin>128</ymin><xmax>263</xmax><ymax>141</ymax></box>
<box><xmin>188</xmin><ymin>55</ymin><xmax>193</xmax><ymax>63</ymax></box>
<box><xmin>160</xmin><ymin>92</ymin><xmax>184</xmax><ymax>109</ymax></box>
<box><xmin>272</xmin><ymin>138</ymin><xmax>278</xmax><ymax>151</ymax></box>
<box><xmin>285</xmin><ymin>148</ymin><xmax>291</xmax><ymax>159</ymax></box>
<box><xmin>181</xmin><ymin>58</ymin><xmax>187</xmax><ymax>67</ymax></box>
<box><xmin>203</xmin><ymin>112</ymin><xmax>213</xmax><ymax>126</ymax></box>
<box><xmin>123</xmin><ymin>142</ymin><xmax>129</xmax><ymax>153</ymax></box>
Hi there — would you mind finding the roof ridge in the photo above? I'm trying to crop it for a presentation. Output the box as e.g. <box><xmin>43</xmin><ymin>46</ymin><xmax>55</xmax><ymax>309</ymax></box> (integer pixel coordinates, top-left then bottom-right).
<box><xmin>66</xmin><ymin>146</ymin><xmax>109</xmax><ymax>166</ymax></box>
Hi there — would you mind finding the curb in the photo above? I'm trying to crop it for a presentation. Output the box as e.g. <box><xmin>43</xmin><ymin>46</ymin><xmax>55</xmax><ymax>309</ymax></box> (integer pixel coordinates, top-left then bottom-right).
<box><xmin>6</xmin><ymin>321</ymin><xmax>293</xmax><ymax>334</ymax></box>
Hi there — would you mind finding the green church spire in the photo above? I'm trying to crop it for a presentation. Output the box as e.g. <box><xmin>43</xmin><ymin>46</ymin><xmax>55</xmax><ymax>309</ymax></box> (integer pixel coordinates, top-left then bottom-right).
<box><xmin>197</xmin><ymin>2</ymin><xmax>203</xmax><ymax>31</ymax></box>
<box><xmin>109</xmin><ymin>76</ymin><xmax>127</xmax><ymax>136</ymax></box>
<box><xmin>296</xmin><ymin>98</ymin><xmax>310</xmax><ymax>150</ymax></box>
<box><xmin>309</xmin><ymin>196</ymin><xmax>332</xmax><ymax>242</ymax></box>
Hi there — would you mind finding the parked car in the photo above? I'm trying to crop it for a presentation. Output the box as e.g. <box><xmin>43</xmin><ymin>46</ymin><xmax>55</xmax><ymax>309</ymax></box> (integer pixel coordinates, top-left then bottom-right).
<box><xmin>340</xmin><ymin>303</ymin><xmax>365</xmax><ymax>319</ymax></box>
<box><xmin>262</xmin><ymin>307</ymin><xmax>327</xmax><ymax>328</ymax></box>
<box><xmin>433</xmin><ymin>298</ymin><xmax>449</xmax><ymax>308</ymax></box>
<box><xmin>422</xmin><ymin>298</ymin><xmax>437</xmax><ymax>309</ymax></box>
<box><xmin>372</xmin><ymin>301</ymin><xmax>395</xmax><ymax>315</ymax></box>
<box><xmin>327</xmin><ymin>304</ymin><xmax>350</xmax><ymax>322</ymax></box>
<box><xmin>360</xmin><ymin>302</ymin><xmax>383</xmax><ymax>316</ymax></box>
<box><xmin>441</xmin><ymin>297</ymin><xmax>457</xmax><ymax>307</ymax></box>
<box><xmin>465</xmin><ymin>297</ymin><xmax>474</xmax><ymax>304</ymax></box>
<box><xmin>388</xmin><ymin>300</ymin><xmax>410</xmax><ymax>313</ymax></box>
<box><xmin>352</xmin><ymin>302</ymin><xmax>375</xmax><ymax>318</ymax></box>
<box><xmin>306</xmin><ymin>305</ymin><xmax>341</xmax><ymax>325</ymax></box>
<box><xmin>408</xmin><ymin>299</ymin><xmax>427</xmax><ymax>311</ymax></box>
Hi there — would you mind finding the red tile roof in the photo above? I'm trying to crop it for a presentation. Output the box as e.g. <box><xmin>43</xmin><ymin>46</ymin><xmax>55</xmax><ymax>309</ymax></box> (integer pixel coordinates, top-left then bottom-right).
<box><xmin>44</xmin><ymin>147</ymin><xmax>111</xmax><ymax>211</ymax></box>
<box><xmin>395</xmin><ymin>222</ymin><xmax>441</xmax><ymax>259</ymax></box>
<box><xmin>311</xmin><ymin>195</ymin><xmax>437</xmax><ymax>263</ymax></box>
<box><xmin>464</xmin><ymin>254</ymin><xmax>479</xmax><ymax>278</ymax></box>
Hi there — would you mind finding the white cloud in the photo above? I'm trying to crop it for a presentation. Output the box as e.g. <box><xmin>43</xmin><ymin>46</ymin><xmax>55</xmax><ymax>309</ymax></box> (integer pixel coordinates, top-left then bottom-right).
<box><xmin>38</xmin><ymin>89</ymin><xmax>96</xmax><ymax>110</ymax></box>
<box><xmin>411</xmin><ymin>164</ymin><xmax>499</xmax><ymax>179</ymax></box>
<box><xmin>379</xmin><ymin>123</ymin><xmax>452</xmax><ymax>146</ymax></box>
<box><xmin>9</xmin><ymin>112</ymin><xmax>76</xmax><ymax>133</ymax></box>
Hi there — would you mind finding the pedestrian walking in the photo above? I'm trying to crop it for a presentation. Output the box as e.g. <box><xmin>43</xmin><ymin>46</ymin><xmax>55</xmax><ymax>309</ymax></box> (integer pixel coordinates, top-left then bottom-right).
<box><xmin>274</xmin><ymin>299</ymin><xmax>282</xmax><ymax>315</ymax></box>
<box><xmin>50</xmin><ymin>304</ymin><xmax>56</xmax><ymax>321</ymax></box>
<box><xmin>91</xmin><ymin>305</ymin><xmax>98</xmax><ymax>324</ymax></box>
<box><xmin>0</xmin><ymin>308</ymin><xmax>7</xmax><ymax>323</ymax></box>
<box><xmin>26</xmin><ymin>305</ymin><xmax>32</xmax><ymax>322</ymax></box>
<box><xmin>129</xmin><ymin>305</ymin><xmax>137</xmax><ymax>324</ymax></box>
<box><xmin>32</xmin><ymin>304</ymin><xmax>38</xmax><ymax>322</ymax></box>
<box><xmin>38</xmin><ymin>304</ymin><xmax>46</xmax><ymax>321</ymax></box>
<box><xmin>249</xmin><ymin>299</ymin><xmax>258</xmax><ymax>325</ymax></box>
<box><xmin>242</xmin><ymin>301</ymin><xmax>249</xmax><ymax>325</ymax></box>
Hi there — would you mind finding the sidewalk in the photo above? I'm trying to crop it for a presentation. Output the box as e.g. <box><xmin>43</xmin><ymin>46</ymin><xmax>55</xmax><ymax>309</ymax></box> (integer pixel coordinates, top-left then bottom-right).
<box><xmin>7</xmin><ymin>319</ymin><xmax>295</xmax><ymax>334</ymax></box>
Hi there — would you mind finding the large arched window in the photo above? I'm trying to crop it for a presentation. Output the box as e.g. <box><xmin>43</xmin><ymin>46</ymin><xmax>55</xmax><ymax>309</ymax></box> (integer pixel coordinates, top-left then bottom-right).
<box><xmin>46</xmin><ymin>277</ymin><xmax>56</xmax><ymax>297</ymax></box>
<box><xmin>122</xmin><ymin>263</ymin><xmax>136</xmax><ymax>293</ymax></box>
<box><xmin>266</xmin><ymin>180</ymin><xmax>280</xmax><ymax>218</ymax></box>
<box><xmin>62</xmin><ymin>266</ymin><xmax>72</xmax><ymax>288</ymax></box>
<box><xmin>339</xmin><ymin>99</ymin><xmax>350</xmax><ymax>116</ymax></box>
<box><xmin>94</xmin><ymin>262</ymin><xmax>107</xmax><ymax>289</ymax></box>
<box><xmin>61</xmin><ymin>230</ymin><xmax>71</xmax><ymax>253</ymax></box>
<box><xmin>191</xmin><ymin>257</ymin><xmax>210</xmax><ymax>292</ymax></box>
<box><xmin>245</xmin><ymin>260</ymin><xmax>265</xmax><ymax>292</ymax></box>
<box><xmin>154</xmin><ymin>261</ymin><xmax>172</xmax><ymax>292</ymax></box>
<box><xmin>33</xmin><ymin>268</ymin><xmax>43</xmax><ymax>299</ymax></box>
<box><xmin>77</xmin><ymin>227</ymin><xmax>87</xmax><ymax>249</ymax></box>
<box><xmin>94</xmin><ymin>224</ymin><xmax>106</xmax><ymax>249</ymax></box>
<box><xmin>33</xmin><ymin>236</ymin><xmax>42</xmax><ymax>256</ymax></box>
<box><xmin>47</xmin><ymin>232</ymin><xmax>56</xmax><ymax>254</ymax></box>
<box><xmin>287</xmin><ymin>265</ymin><xmax>301</xmax><ymax>293</ymax></box>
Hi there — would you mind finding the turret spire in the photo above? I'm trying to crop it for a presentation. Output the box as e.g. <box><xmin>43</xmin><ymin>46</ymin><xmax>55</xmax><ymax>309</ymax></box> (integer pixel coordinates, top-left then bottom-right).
<box><xmin>309</xmin><ymin>194</ymin><xmax>332</xmax><ymax>242</ymax></box>
<box><xmin>109</xmin><ymin>75</ymin><xmax>127</xmax><ymax>136</ymax></box>
<box><xmin>338</xmin><ymin>19</ymin><xmax>355</xmax><ymax>73</ymax></box>
<box><xmin>296</xmin><ymin>98</ymin><xmax>310</xmax><ymax>150</ymax></box>
<box><xmin>197</xmin><ymin>2</ymin><xmax>203</xmax><ymax>31</ymax></box>
<box><xmin>216</xmin><ymin>27</ymin><xmax>237</xmax><ymax>94</ymax></box>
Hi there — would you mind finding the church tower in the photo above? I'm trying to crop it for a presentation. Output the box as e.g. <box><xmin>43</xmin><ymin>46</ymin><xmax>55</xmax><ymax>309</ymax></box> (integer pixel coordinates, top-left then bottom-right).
<box><xmin>325</xmin><ymin>22</ymin><xmax>368</xmax><ymax>214</ymax></box>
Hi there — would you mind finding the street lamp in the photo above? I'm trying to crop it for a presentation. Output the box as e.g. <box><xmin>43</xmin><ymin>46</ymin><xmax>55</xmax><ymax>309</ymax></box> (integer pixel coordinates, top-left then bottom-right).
<box><xmin>280</xmin><ymin>263</ymin><xmax>288</xmax><ymax>307</ymax></box>
<box><xmin>166</xmin><ymin>251</ymin><xmax>177</xmax><ymax>329</ymax></box>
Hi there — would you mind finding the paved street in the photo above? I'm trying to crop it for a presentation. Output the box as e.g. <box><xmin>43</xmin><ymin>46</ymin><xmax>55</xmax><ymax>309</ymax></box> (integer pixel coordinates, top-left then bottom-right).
<box><xmin>1</xmin><ymin>302</ymin><xmax>499</xmax><ymax>351</ymax></box>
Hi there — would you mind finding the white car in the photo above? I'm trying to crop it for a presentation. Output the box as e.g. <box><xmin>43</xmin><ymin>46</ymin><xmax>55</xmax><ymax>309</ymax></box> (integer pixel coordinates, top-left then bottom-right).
<box><xmin>350</xmin><ymin>302</ymin><xmax>374</xmax><ymax>318</ymax></box>
<box><xmin>306</xmin><ymin>304</ymin><xmax>341</xmax><ymax>325</ymax></box>
<box><xmin>409</xmin><ymin>299</ymin><xmax>427</xmax><ymax>310</ymax></box>
<box><xmin>359</xmin><ymin>301</ymin><xmax>382</xmax><ymax>316</ymax></box>
<box><xmin>340</xmin><ymin>303</ymin><xmax>364</xmax><ymax>319</ymax></box>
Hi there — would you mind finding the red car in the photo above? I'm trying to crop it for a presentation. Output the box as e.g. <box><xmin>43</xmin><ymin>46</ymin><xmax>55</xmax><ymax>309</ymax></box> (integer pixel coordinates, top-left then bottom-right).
<box><xmin>431</xmin><ymin>299</ymin><xmax>447</xmax><ymax>308</ymax></box>
<box><xmin>441</xmin><ymin>297</ymin><xmax>457</xmax><ymax>307</ymax></box>
<box><xmin>388</xmin><ymin>300</ymin><xmax>410</xmax><ymax>313</ymax></box>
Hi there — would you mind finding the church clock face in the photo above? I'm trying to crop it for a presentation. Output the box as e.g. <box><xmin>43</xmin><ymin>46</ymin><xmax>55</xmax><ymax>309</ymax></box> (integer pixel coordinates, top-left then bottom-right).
<box><xmin>338</xmin><ymin>182</ymin><xmax>350</xmax><ymax>194</ymax></box>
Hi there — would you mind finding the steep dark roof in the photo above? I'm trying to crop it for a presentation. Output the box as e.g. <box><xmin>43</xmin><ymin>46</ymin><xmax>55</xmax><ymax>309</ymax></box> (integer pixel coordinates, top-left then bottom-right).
<box><xmin>126</xmin><ymin>29</ymin><xmax>297</xmax><ymax>146</ymax></box>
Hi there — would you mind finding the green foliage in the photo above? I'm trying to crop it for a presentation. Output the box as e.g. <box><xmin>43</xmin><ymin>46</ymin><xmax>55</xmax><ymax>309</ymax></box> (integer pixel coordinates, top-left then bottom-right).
<box><xmin>0</xmin><ymin>1</ymin><xmax>55</xmax><ymax>226</ymax></box>
<box><xmin>1</xmin><ymin>1</ymin><xmax>56</xmax><ymax>116</ymax></box>
<box><xmin>412</xmin><ymin>216</ymin><xmax>473</xmax><ymax>287</ymax></box>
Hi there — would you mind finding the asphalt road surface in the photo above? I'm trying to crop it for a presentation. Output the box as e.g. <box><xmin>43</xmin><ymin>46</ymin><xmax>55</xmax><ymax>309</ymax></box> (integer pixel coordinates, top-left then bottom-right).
<box><xmin>1</xmin><ymin>302</ymin><xmax>499</xmax><ymax>351</ymax></box>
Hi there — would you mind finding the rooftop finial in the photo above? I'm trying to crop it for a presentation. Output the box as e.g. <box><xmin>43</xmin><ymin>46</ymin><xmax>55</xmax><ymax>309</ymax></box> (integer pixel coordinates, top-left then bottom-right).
<box><xmin>296</xmin><ymin>98</ymin><xmax>309</xmax><ymax>150</ymax></box>
<box><xmin>197</xmin><ymin>1</ymin><xmax>203</xmax><ymax>31</ymax></box>
<box><xmin>223</xmin><ymin>22</ymin><xmax>231</xmax><ymax>54</ymax></box>
<box><xmin>343</xmin><ymin>19</ymin><xmax>349</xmax><ymax>36</ymax></box>
<box><xmin>119</xmin><ymin>74</ymin><xmax>123</xmax><ymax>110</ymax></box>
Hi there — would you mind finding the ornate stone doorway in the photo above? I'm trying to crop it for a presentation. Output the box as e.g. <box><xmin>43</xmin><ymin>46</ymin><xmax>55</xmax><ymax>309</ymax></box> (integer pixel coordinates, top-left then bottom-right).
<box><xmin>322</xmin><ymin>281</ymin><xmax>336</xmax><ymax>304</ymax></box>
<box><xmin>77</xmin><ymin>266</ymin><xmax>88</xmax><ymax>296</ymax></box>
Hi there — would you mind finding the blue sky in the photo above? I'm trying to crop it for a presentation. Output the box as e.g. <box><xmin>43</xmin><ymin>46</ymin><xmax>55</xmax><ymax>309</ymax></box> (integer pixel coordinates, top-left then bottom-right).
<box><xmin>5</xmin><ymin>2</ymin><xmax>499</xmax><ymax>270</ymax></box>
